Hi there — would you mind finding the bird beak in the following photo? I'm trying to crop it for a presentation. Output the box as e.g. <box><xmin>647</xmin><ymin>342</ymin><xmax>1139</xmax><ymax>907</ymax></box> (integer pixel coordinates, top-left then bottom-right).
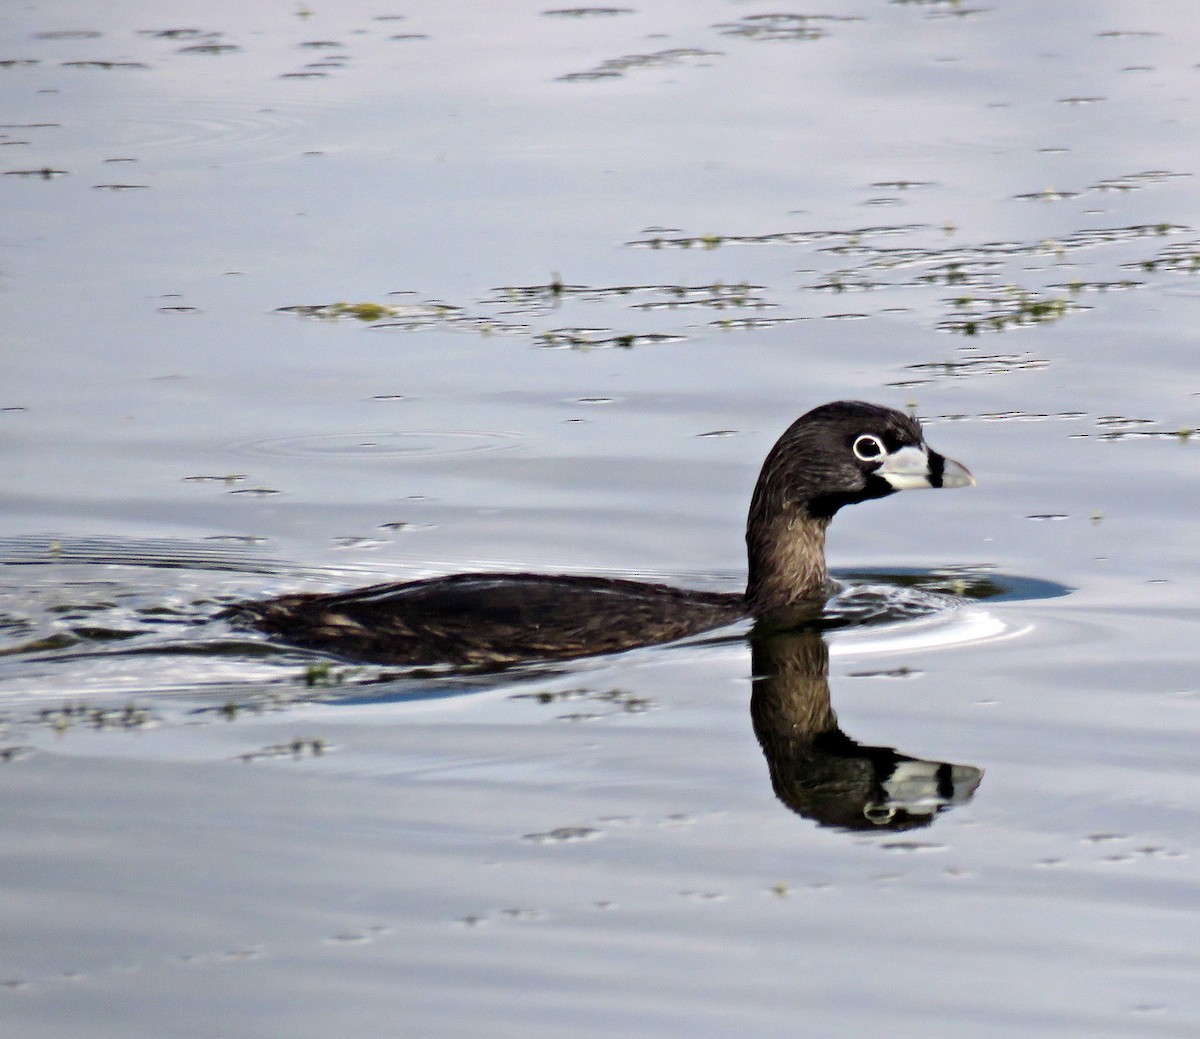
<box><xmin>879</xmin><ymin>445</ymin><xmax>974</xmax><ymax>491</ymax></box>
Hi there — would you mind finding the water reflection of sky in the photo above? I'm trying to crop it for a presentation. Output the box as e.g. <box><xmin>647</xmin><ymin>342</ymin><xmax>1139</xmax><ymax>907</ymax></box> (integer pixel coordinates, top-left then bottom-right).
<box><xmin>3</xmin><ymin>1</ymin><xmax>1200</xmax><ymax>1035</ymax></box>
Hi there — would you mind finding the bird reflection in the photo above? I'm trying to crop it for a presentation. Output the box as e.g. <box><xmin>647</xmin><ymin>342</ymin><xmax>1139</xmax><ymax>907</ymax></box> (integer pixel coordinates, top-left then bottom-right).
<box><xmin>749</xmin><ymin>621</ymin><xmax>982</xmax><ymax>831</ymax></box>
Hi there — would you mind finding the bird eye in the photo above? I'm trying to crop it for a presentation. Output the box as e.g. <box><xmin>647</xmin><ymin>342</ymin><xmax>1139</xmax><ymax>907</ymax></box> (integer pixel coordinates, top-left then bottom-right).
<box><xmin>853</xmin><ymin>434</ymin><xmax>885</xmax><ymax>462</ymax></box>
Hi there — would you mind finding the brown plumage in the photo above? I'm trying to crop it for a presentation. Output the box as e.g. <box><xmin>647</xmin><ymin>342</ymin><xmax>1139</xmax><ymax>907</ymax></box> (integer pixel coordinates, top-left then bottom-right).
<box><xmin>226</xmin><ymin>401</ymin><xmax>972</xmax><ymax>667</ymax></box>
<box><xmin>237</xmin><ymin>573</ymin><xmax>745</xmax><ymax>669</ymax></box>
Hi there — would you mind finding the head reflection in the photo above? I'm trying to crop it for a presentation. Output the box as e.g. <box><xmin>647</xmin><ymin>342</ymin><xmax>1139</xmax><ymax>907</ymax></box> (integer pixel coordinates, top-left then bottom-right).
<box><xmin>749</xmin><ymin>623</ymin><xmax>982</xmax><ymax>831</ymax></box>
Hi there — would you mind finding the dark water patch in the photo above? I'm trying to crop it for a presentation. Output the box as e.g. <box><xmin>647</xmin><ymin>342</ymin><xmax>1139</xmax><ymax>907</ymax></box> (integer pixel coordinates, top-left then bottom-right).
<box><xmin>524</xmin><ymin>825</ymin><xmax>601</xmax><ymax>843</ymax></box>
<box><xmin>873</xmin><ymin>180</ymin><xmax>937</xmax><ymax>191</ymax></box>
<box><xmin>183</xmin><ymin>473</ymin><xmax>247</xmax><ymax>485</ymax></box>
<box><xmin>899</xmin><ymin>3</ymin><xmax>992</xmax><ymax>19</ymax></box>
<box><xmin>61</xmin><ymin>60</ymin><xmax>150</xmax><ymax>70</ymax></box>
<box><xmin>178</xmin><ymin>43</ymin><xmax>240</xmax><ymax>56</ymax></box>
<box><xmin>543</xmin><ymin>8</ymin><xmax>633</xmax><ymax>17</ymax></box>
<box><xmin>32</xmin><ymin>30</ymin><xmax>103</xmax><ymax>40</ymax></box>
<box><xmin>834</xmin><ymin>567</ymin><xmax>1072</xmax><ymax>605</ymax></box>
<box><xmin>137</xmin><ymin>28</ymin><xmax>210</xmax><ymax>39</ymax></box>
<box><xmin>4</xmin><ymin>167</ymin><xmax>67</xmax><ymax>179</ymax></box>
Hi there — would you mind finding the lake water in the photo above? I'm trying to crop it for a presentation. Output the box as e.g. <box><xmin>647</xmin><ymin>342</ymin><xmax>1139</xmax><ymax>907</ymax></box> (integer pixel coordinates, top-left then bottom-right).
<box><xmin>2</xmin><ymin>1</ymin><xmax>1199</xmax><ymax>1035</ymax></box>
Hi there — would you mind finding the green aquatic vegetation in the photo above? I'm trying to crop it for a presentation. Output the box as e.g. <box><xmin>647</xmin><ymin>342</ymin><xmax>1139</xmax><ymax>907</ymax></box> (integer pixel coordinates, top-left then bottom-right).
<box><xmin>279</xmin><ymin>215</ymin><xmax>1177</xmax><ymax>353</ymax></box>
<box><xmin>300</xmin><ymin>661</ymin><xmax>362</xmax><ymax>687</ymax></box>
<box><xmin>1015</xmin><ymin>170</ymin><xmax>1189</xmax><ymax>204</ymax></box>
<box><xmin>36</xmin><ymin>701</ymin><xmax>153</xmax><ymax>732</ymax></box>
<box><xmin>511</xmin><ymin>685</ymin><xmax>654</xmax><ymax>718</ymax></box>
<box><xmin>535</xmin><ymin>328</ymin><xmax>684</xmax><ymax>350</ymax></box>
<box><xmin>1049</xmin><ymin>278</ymin><xmax>1141</xmax><ymax>293</ymax></box>
<box><xmin>489</xmin><ymin>279</ymin><xmax>766</xmax><ymax>313</ymax></box>
<box><xmin>713</xmin><ymin>315</ymin><xmax>799</xmax><ymax>331</ymax></box>
<box><xmin>1126</xmin><ymin>238</ymin><xmax>1200</xmax><ymax>274</ymax></box>
<box><xmin>279</xmin><ymin>298</ymin><xmax>477</xmax><ymax>330</ymax></box>
<box><xmin>799</xmin><ymin>221</ymin><xmax>1184</xmax><ymax>333</ymax></box>
<box><xmin>558</xmin><ymin>46</ymin><xmax>721</xmax><ymax>82</ymax></box>
<box><xmin>715</xmin><ymin>13</ymin><xmax>861</xmax><ymax>42</ymax></box>
<box><xmin>905</xmin><ymin>352</ymin><xmax>1049</xmax><ymax>377</ymax></box>
<box><xmin>939</xmin><ymin>287</ymin><xmax>1083</xmax><ymax>335</ymax></box>
<box><xmin>238</xmin><ymin>737</ymin><xmax>328</xmax><ymax>762</ymax></box>
<box><xmin>328</xmin><ymin>301</ymin><xmax>395</xmax><ymax>322</ymax></box>
<box><xmin>302</xmin><ymin>661</ymin><xmax>339</xmax><ymax>686</ymax></box>
<box><xmin>1096</xmin><ymin>423</ymin><xmax>1200</xmax><ymax>442</ymax></box>
<box><xmin>339</xmin><ymin>302</ymin><xmax>390</xmax><ymax>322</ymax></box>
<box><xmin>627</xmin><ymin>223</ymin><xmax>923</xmax><ymax>251</ymax></box>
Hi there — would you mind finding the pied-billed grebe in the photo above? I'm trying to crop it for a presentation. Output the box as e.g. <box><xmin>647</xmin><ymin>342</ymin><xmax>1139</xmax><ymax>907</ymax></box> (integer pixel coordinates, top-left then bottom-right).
<box><xmin>227</xmin><ymin>401</ymin><xmax>972</xmax><ymax>666</ymax></box>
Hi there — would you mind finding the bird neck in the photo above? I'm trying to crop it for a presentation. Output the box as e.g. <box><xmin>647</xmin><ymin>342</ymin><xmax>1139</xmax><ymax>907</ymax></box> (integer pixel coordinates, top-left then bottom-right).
<box><xmin>745</xmin><ymin>508</ymin><xmax>831</xmax><ymax>614</ymax></box>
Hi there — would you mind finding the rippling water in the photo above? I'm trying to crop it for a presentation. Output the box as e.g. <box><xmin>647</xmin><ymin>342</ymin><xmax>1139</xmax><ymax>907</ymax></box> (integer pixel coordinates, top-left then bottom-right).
<box><xmin>2</xmin><ymin>1</ymin><xmax>1199</xmax><ymax>1036</ymax></box>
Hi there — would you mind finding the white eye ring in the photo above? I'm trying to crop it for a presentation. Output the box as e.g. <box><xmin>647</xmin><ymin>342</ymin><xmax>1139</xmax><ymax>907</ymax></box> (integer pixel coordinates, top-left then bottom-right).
<box><xmin>853</xmin><ymin>434</ymin><xmax>885</xmax><ymax>462</ymax></box>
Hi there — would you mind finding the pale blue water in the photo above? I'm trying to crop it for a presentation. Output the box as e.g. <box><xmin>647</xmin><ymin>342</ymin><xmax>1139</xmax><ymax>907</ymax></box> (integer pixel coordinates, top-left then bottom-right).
<box><xmin>2</xmin><ymin>1</ymin><xmax>1199</xmax><ymax>1035</ymax></box>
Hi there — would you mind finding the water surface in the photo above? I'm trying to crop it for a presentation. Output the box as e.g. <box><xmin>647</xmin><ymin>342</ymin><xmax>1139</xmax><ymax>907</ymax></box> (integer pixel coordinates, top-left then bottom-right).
<box><xmin>2</xmin><ymin>1</ymin><xmax>1199</xmax><ymax>1035</ymax></box>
